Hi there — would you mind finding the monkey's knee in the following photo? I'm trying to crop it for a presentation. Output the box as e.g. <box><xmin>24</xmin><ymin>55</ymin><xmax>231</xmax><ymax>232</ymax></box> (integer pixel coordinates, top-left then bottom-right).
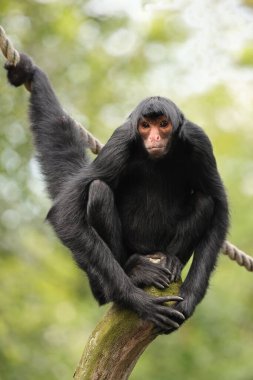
<box><xmin>88</xmin><ymin>179</ymin><xmax>114</xmax><ymax>212</ymax></box>
<box><xmin>87</xmin><ymin>179</ymin><xmax>114</xmax><ymax>227</ymax></box>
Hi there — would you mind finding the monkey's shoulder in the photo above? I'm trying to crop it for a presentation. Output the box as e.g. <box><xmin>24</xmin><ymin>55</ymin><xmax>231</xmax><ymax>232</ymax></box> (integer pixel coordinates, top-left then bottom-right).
<box><xmin>178</xmin><ymin>120</ymin><xmax>214</xmax><ymax>160</ymax></box>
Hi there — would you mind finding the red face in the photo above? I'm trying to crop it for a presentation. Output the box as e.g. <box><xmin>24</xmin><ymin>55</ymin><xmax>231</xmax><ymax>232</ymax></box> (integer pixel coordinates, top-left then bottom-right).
<box><xmin>138</xmin><ymin>115</ymin><xmax>173</xmax><ymax>159</ymax></box>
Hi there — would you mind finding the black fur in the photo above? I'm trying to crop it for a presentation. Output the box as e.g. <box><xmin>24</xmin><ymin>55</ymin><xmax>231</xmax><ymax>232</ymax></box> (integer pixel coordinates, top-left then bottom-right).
<box><xmin>5</xmin><ymin>55</ymin><xmax>229</xmax><ymax>333</ymax></box>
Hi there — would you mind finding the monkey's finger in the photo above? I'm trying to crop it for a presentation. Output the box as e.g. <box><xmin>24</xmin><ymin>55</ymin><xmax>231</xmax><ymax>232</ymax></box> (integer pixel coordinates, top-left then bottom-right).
<box><xmin>151</xmin><ymin>266</ymin><xmax>172</xmax><ymax>277</ymax></box>
<box><xmin>160</xmin><ymin>267</ymin><xmax>172</xmax><ymax>275</ymax></box>
<box><xmin>150</xmin><ymin>316</ymin><xmax>178</xmax><ymax>332</ymax></box>
<box><xmin>151</xmin><ymin>321</ymin><xmax>173</xmax><ymax>334</ymax></box>
<box><xmin>152</xmin><ymin>281</ymin><xmax>165</xmax><ymax>289</ymax></box>
<box><xmin>174</xmin><ymin>270</ymin><xmax>181</xmax><ymax>282</ymax></box>
<box><xmin>153</xmin><ymin>323</ymin><xmax>176</xmax><ymax>334</ymax></box>
<box><xmin>153</xmin><ymin>279</ymin><xmax>171</xmax><ymax>289</ymax></box>
<box><xmin>154</xmin><ymin>314</ymin><xmax>180</xmax><ymax>330</ymax></box>
<box><xmin>156</xmin><ymin>279</ymin><xmax>170</xmax><ymax>288</ymax></box>
<box><xmin>151</xmin><ymin>274</ymin><xmax>170</xmax><ymax>286</ymax></box>
<box><xmin>145</xmin><ymin>265</ymin><xmax>171</xmax><ymax>277</ymax></box>
<box><xmin>158</xmin><ymin>273</ymin><xmax>172</xmax><ymax>283</ymax></box>
<box><xmin>157</xmin><ymin>306</ymin><xmax>185</xmax><ymax>321</ymax></box>
<box><xmin>153</xmin><ymin>326</ymin><xmax>173</xmax><ymax>335</ymax></box>
<box><xmin>143</xmin><ymin>273</ymin><xmax>170</xmax><ymax>287</ymax></box>
<box><xmin>145</xmin><ymin>266</ymin><xmax>166</xmax><ymax>275</ymax></box>
<box><xmin>154</xmin><ymin>296</ymin><xmax>183</xmax><ymax>304</ymax></box>
<box><xmin>171</xmin><ymin>265</ymin><xmax>180</xmax><ymax>281</ymax></box>
<box><xmin>162</xmin><ymin>327</ymin><xmax>175</xmax><ymax>335</ymax></box>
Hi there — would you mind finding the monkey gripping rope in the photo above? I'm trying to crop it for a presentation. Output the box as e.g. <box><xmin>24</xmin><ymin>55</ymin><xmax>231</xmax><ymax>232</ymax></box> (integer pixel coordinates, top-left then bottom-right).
<box><xmin>0</xmin><ymin>25</ymin><xmax>252</xmax><ymax>271</ymax></box>
<box><xmin>0</xmin><ymin>25</ymin><xmax>103</xmax><ymax>154</ymax></box>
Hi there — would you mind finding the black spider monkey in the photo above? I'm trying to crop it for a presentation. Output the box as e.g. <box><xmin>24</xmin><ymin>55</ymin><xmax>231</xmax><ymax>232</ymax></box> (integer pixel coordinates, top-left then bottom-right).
<box><xmin>5</xmin><ymin>54</ymin><xmax>229</xmax><ymax>333</ymax></box>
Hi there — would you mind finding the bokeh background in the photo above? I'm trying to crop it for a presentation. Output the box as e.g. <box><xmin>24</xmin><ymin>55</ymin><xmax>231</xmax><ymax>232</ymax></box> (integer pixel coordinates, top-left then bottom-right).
<box><xmin>1</xmin><ymin>1</ymin><xmax>253</xmax><ymax>379</ymax></box>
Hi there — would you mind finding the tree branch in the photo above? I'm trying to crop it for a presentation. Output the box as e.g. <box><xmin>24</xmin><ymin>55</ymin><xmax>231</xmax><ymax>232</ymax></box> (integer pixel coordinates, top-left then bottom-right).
<box><xmin>74</xmin><ymin>254</ymin><xmax>181</xmax><ymax>380</ymax></box>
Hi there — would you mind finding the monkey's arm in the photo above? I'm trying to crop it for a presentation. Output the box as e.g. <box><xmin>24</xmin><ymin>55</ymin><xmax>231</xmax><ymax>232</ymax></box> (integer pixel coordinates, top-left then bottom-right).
<box><xmin>166</xmin><ymin>192</ymin><xmax>214</xmax><ymax>265</ymax></box>
<box><xmin>175</xmin><ymin>121</ymin><xmax>229</xmax><ymax>321</ymax></box>
<box><xmin>5</xmin><ymin>53</ymin><xmax>89</xmax><ymax>199</ymax></box>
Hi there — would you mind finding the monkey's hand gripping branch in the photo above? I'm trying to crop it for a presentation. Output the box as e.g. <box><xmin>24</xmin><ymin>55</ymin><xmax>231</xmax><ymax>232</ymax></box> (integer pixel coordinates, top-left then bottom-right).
<box><xmin>73</xmin><ymin>253</ymin><xmax>181</xmax><ymax>380</ymax></box>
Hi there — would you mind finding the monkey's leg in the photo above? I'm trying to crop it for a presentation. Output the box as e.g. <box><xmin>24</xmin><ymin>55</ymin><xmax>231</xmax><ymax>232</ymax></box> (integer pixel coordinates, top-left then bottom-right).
<box><xmin>87</xmin><ymin>179</ymin><xmax>127</xmax><ymax>265</ymax></box>
<box><xmin>86</xmin><ymin>179</ymin><xmax>129</xmax><ymax>303</ymax></box>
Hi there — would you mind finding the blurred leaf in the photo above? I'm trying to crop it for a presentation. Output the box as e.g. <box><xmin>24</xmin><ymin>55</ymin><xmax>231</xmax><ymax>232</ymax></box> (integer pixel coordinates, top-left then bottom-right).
<box><xmin>238</xmin><ymin>44</ymin><xmax>253</xmax><ymax>66</ymax></box>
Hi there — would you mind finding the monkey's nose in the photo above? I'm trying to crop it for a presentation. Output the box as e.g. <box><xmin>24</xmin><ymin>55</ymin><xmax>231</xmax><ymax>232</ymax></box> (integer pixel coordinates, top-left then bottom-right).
<box><xmin>150</xmin><ymin>134</ymin><xmax>160</xmax><ymax>142</ymax></box>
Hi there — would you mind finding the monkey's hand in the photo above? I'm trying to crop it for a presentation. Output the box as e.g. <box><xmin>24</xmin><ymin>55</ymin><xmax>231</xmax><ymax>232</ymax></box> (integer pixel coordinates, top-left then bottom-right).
<box><xmin>5</xmin><ymin>53</ymin><xmax>35</xmax><ymax>89</ymax></box>
<box><xmin>127</xmin><ymin>288</ymin><xmax>185</xmax><ymax>333</ymax></box>
<box><xmin>159</xmin><ymin>292</ymin><xmax>195</xmax><ymax>334</ymax></box>
<box><xmin>165</xmin><ymin>255</ymin><xmax>183</xmax><ymax>283</ymax></box>
<box><xmin>125</xmin><ymin>253</ymin><xmax>172</xmax><ymax>289</ymax></box>
<box><xmin>124</xmin><ymin>253</ymin><xmax>186</xmax><ymax>333</ymax></box>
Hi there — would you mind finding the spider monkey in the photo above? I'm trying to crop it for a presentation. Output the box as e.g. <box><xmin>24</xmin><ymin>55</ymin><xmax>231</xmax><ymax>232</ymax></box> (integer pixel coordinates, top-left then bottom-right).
<box><xmin>5</xmin><ymin>53</ymin><xmax>229</xmax><ymax>333</ymax></box>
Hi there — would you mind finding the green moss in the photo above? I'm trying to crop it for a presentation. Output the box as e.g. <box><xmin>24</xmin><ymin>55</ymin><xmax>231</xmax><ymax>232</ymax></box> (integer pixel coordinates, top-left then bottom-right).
<box><xmin>146</xmin><ymin>281</ymin><xmax>182</xmax><ymax>298</ymax></box>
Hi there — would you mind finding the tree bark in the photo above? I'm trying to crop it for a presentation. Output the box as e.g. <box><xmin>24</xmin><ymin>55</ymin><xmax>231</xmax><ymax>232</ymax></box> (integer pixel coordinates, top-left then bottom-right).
<box><xmin>73</xmin><ymin>254</ymin><xmax>181</xmax><ymax>380</ymax></box>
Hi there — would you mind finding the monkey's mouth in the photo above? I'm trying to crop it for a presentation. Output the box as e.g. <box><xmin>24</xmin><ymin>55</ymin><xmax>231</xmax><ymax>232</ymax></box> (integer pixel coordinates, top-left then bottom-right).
<box><xmin>147</xmin><ymin>146</ymin><xmax>168</xmax><ymax>158</ymax></box>
<box><xmin>147</xmin><ymin>146</ymin><xmax>166</xmax><ymax>151</ymax></box>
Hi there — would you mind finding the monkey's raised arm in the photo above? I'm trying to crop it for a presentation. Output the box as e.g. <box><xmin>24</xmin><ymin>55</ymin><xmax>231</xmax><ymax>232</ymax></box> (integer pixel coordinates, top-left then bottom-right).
<box><xmin>5</xmin><ymin>53</ymin><xmax>89</xmax><ymax>199</ymax></box>
<box><xmin>5</xmin><ymin>53</ymin><xmax>137</xmax><ymax>196</ymax></box>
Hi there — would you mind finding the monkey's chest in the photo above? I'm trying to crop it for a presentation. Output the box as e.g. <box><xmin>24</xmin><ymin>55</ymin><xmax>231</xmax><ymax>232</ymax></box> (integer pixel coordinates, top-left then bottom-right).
<box><xmin>116</xmin><ymin>174</ymin><xmax>187</xmax><ymax>253</ymax></box>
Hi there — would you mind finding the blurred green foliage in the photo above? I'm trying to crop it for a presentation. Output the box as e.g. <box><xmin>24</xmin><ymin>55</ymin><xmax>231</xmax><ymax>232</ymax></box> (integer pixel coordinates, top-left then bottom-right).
<box><xmin>238</xmin><ymin>45</ymin><xmax>253</xmax><ymax>66</ymax></box>
<box><xmin>0</xmin><ymin>1</ymin><xmax>253</xmax><ymax>380</ymax></box>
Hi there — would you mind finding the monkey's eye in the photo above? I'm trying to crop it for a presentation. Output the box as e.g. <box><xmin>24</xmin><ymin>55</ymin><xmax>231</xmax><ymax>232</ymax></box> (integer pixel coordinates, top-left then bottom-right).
<box><xmin>141</xmin><ymin>122</ymin><xmax>150</xmax><ymax>129</ymax></box>
<box><xmin>160</xmin><ymin>120</ymin><xmax>169</xmax><ymax>128</ymax></box>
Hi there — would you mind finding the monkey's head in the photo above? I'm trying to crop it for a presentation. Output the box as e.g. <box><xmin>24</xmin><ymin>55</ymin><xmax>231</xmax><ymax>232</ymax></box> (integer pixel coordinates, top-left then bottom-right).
<box><xmin>130</xmin><ymin>96</ymin><xmax>184</xmax><ymax>159</ymax></box>
<box><xmin>137</xmin><ymin>114</ymin><xmax>172</xmax><ymax>158</ymax></box>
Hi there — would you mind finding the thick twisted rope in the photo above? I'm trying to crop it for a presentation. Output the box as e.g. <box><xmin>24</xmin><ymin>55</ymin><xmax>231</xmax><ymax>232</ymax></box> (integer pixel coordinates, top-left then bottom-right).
<box><xmin>0</xmin><ymin>25</ymin><xmax>20</xmax><ymax>65</ymax></box>
<box><xmin>222</xmin><ymin>241</ymin><xmax>253</xmax><ymax>271</ymax></box>
<box><xmin>75</xmin><ymin>121</ymin><xmax>103</xmax><ymax>154</ymax></box>
<box><xmin>1</xmin><ymin>25</ymin><xmax>252</xmax><ymax>271</ymax></box>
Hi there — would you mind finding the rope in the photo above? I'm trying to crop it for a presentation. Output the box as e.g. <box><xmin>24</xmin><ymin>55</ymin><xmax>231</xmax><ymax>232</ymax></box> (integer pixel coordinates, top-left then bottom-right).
<box><xmin>222</xmin><ymin>241</ymin><xmax>253</xmax><ymax>271</ymax></box>
<box><xmin>0</xmin><ymin>25</ymin><xmax>103</xmax><ymax>155</ymax></box>
<box><xmin>1</xmin><ymin>25</ymin><xmax>252</xmax><ymax>271</ymax></box>
<box><xmin>76</xmin><ymin>121</ymin><xmax>103</xmax><ymax>154</ymax></box>
<box><xmin>0</xmin><ymin>26</ymin><xmax>20</xmax><ymax>65</ymax></box>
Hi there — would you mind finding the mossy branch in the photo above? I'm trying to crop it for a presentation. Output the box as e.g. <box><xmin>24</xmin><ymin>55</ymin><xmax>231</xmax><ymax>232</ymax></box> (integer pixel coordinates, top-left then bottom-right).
<box><xmin>73</xmin><ymin>254</ymin><xmax>181</xmax><ymax>380</ymax></box>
